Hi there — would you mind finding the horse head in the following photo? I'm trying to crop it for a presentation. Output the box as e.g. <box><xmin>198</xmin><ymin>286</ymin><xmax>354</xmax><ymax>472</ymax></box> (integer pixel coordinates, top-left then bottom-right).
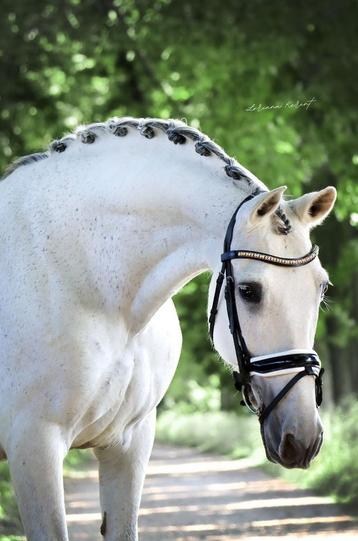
<box><xmin>209</xmin><ymin>186</ymin><xmax>336</xmax><ymax>468</ymax></box>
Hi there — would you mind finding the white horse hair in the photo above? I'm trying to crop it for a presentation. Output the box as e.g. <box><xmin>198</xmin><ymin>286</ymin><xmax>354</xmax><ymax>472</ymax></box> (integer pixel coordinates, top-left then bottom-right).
<box><xmin>0</xmin><ymin>117</ymin><xmax>336</xmax><ymax>541</ymax></box>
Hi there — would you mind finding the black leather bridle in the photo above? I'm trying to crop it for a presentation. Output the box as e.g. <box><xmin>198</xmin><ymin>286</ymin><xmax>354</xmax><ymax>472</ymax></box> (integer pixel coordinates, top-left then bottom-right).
<box><xmin>209</xmin><ymin>194</ymin><xmax>324</xmax><ymax>424</ymax></box>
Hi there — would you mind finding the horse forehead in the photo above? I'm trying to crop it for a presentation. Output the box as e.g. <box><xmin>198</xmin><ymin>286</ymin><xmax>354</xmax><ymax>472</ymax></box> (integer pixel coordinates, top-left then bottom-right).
<box><xmin>240</xmin><ymin>221</ymin><xmax>312</xmax><ymax>257</ymax></box>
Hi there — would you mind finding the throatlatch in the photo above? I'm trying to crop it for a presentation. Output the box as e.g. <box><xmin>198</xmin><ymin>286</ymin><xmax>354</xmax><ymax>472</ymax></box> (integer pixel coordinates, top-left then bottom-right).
<box><xmin>209</xmin><ymin>194</ymin><xmax>324</xmax><ymax>424</ymax></box>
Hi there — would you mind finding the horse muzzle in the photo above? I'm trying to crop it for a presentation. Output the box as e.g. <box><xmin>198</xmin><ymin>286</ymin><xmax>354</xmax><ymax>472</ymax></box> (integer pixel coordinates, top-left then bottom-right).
<box><xmin>262</xmin><ymin>420</ymin><xmax>323</xmax><ymax>469</ymax></box>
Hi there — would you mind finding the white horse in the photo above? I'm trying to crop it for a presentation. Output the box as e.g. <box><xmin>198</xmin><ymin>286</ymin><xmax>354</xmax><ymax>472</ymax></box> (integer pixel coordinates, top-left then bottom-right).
<box><xmin>0</xmin><ymin>117</ymin><xmax>336</xmax><ymax>541</ymax></box>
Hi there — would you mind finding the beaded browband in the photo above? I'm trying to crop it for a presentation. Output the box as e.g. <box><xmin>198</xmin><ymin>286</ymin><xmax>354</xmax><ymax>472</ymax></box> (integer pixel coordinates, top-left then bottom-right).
<box><xmin>221</xmin><ymin>244</ymin><xmax>319</xmax><ymax>266</ymax></box>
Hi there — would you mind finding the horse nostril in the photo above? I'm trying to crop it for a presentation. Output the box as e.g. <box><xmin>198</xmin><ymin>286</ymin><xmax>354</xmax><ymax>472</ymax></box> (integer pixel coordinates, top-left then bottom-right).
<box><xmin>279</xmin><ymin>433</ymin><xmax>302</xmax><ymax>463</ymax></box>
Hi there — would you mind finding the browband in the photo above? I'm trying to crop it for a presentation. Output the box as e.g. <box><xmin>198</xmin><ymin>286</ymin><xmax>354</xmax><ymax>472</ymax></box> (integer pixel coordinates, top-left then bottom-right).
<box><xmin>221</xmin><ymin>244</ymin><xmax>319</xmax><ymax>266</ymax></box>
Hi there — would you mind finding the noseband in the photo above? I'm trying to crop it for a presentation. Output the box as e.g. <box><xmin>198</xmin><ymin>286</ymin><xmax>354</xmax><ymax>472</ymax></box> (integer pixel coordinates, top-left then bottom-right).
<box><xmin>209</xmin><ymin>194</ymin><xmax>324</xmax><ymax>424</ymax></box>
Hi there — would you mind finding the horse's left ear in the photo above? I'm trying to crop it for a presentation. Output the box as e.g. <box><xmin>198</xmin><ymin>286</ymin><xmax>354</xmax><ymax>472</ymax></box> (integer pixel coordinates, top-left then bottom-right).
<box><xmin>290</xmin><ymin>186</ymin><xmax>337</xmax><ymax>228</ymax></box>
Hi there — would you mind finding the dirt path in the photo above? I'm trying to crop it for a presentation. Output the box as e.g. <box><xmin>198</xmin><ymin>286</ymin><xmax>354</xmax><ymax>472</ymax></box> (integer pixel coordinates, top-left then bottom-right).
<box><xmin>65</xmin><ymin>444</ymin><xmax>357</xmax><ymax>541</ymax></box>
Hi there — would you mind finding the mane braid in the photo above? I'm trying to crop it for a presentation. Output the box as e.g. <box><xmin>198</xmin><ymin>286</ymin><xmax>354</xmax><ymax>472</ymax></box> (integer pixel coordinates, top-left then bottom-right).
<box><xmin>2</xmin><ymin>116</ymin><xmax>291</xmax><ymax>234</ymax></box>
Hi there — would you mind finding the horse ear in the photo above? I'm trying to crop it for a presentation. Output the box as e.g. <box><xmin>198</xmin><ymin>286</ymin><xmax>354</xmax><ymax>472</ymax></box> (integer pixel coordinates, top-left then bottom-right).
<box><xmin>290</xmin><ymin>186</ymin><xmax>337</xmax><ymax>227</ymax></box>
<box><xmin>249</xmin><ymin>186</ymin><xmax>286</xmax><ymax>225</ymax></box>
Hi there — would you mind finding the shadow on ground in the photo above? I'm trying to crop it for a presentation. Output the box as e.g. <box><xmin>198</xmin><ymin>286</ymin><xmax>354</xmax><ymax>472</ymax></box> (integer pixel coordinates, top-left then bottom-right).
<box><xmin>64</xmin><ymin>444</ymin><xmax>358</xmax><ymax>541</ymax></box>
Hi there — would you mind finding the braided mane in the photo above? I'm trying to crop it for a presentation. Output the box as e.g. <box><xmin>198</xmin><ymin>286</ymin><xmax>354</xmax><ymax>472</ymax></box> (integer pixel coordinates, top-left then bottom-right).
<box><xmin>3</xmin><ymin>116</ymin><xmax>291</xmax><ymax>234</ymax></box>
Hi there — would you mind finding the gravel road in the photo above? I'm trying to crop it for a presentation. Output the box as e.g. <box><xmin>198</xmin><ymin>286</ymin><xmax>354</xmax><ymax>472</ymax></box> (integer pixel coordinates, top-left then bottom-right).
<box><xmin>65</xmin><ymin>444</ymin><xmax>357</xmax><ymax>541</ymax></box>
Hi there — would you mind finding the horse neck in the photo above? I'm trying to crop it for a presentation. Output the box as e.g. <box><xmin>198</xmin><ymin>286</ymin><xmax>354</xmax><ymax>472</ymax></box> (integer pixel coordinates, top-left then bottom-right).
<box><xmin>24</xmin><ymin>133</ymin><xmax>262</xmax><ymax>334</ymax></box>
<box><xmin>115</xmin><ymin>136</ymin><xmax>259</xmax><ymax>333</ymax></box>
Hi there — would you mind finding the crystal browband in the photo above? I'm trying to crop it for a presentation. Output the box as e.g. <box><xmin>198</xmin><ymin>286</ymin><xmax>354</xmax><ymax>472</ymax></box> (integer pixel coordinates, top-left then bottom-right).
<box><xmin>221</xmin><ymin>244</ymin><xmax>319</xmax><ymax>267</ymax></box>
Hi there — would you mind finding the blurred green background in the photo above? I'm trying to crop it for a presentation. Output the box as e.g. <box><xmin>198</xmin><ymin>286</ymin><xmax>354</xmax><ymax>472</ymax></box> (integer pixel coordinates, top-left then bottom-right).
<box><xmin>0</xmin><ymin>0</ymin><xmax>357</xmax><ymax>534</ymax></box>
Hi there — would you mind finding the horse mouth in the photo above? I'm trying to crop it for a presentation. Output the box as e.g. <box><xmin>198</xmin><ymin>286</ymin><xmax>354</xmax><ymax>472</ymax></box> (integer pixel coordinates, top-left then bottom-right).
<box><xmin>261</xmin><ymin>427</ymin><xmax>324</xmax><ymax>469</ymax></box>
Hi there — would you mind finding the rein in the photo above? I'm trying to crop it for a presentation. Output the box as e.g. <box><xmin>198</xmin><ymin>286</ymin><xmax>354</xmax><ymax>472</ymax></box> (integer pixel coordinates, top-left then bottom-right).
<box><xmin>209</xmin><ymin>194</ymin><xmax>324</xmax><ymax>424</ymax></box>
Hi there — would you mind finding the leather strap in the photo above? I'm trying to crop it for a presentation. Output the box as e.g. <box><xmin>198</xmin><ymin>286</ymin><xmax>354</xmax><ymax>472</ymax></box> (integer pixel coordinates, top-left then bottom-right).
<box><xmin>259</xmin><ymin>369</ymin><xmax>309</xmax><ymax>424</ymax></box>
<box><xmin>209</xmin><ymin>194</ymin><xmax>255</xmax><ymax>376</ymax></box>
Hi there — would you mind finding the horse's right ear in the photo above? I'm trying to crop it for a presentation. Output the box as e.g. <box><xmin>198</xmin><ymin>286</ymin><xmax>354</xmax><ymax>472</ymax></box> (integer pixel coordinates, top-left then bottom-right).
<box><xmin>290</xmin><ymin>187</ymin><xmax>337</xmax><ymax>228</ymax></box>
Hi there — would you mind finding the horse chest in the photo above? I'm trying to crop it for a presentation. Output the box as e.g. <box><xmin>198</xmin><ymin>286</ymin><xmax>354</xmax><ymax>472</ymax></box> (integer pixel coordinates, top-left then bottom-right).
<box><xmin>70</xmin><ymin>300</ymin><xmax>182</xmax><ymax>450</ymax></box>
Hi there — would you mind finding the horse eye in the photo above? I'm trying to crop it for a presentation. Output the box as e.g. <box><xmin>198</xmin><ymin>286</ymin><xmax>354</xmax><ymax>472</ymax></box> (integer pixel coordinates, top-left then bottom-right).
<box><xmin>238</xmin><ymin>283</ymin><xmax>262</xmax><ymax>303</ymax></box>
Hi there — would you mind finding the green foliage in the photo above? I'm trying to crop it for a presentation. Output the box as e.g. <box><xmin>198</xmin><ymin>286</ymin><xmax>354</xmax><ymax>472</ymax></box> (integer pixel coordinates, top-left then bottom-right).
<box><xmin>64</xmin><ymin>449</ymin><xmax>91</xmax><ymax>468</ymax></box>
<box><xmin>63</xmin><ymin>449</ymin><xmax>92</xmax><ymax>476</ymax></box>
<box><xmin>0</xmin><ymin>464</ymin><xmax>20</xmax><ymax>536</ymax></box>
<box><xmin>156</xmin><ymin>409</ymin><xmax>264</xmax><ymax>459</ymax></box>
<box><xmin>0</xmin><ymin>537</ymin><xmax>24</xmax><ymax>541</ymax></box>
<box><xmin>161</xmin><ymin>374</ymin><xmax>222</xmax><ymax>414</ymax></box>
<box><xmin>304</xmin><ymin>400</ymin><xmax>358</xmax><ymax>504</ymax></box>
